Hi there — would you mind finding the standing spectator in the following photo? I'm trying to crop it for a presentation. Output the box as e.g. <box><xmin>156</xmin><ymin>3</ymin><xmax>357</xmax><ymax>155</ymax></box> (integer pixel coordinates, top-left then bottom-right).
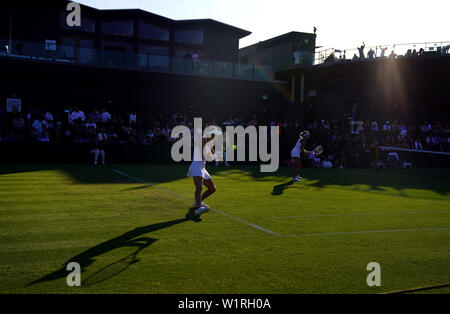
<box><xmin>129</xmin><ymin>110</ymin><xmax>137</xmax><ymax>125</ymax></box>
<box><xmin>414</xmin><ymin>140</ymin><xmax>423</xmax><ymax>150</ymax></box>
<box><xmin>192</xmin><ymin>51</ymin><xmax>200</xmax><ymax>72</ymax></box>
<box><xmin>94</xmin><ymin>128</ymin><xmax>108</xmax><ymax>165</ymax></box>
<box><xmin>367</xmin><ymin>48</ymin><xmax>375</xmax><ymax>59</ymax></box>
<box><xmin>379</xmin><ymin>47</ymin><xmax>388</xmax><ymax>58</ymax></box>
<box><xmin>357</xmin><ymin>43</ymin><xmax>366</xmax><ymax>59</ymax></box>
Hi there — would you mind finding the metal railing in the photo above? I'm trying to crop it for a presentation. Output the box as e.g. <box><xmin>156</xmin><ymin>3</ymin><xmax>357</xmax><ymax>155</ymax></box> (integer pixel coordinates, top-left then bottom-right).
<box><xmin>0</xmin><ymin>38</ymin><xmax>274</xmax><ymax>82</ymax></box>
<box><xmin>314</xmin><ymin>41</ymin><xmax>450</xmax><ymax>65</ymax></box>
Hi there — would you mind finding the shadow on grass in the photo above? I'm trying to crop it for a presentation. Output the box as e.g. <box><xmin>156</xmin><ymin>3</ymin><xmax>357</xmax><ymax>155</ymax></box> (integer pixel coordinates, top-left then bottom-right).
<box><xmin>271</xmin><ymin>181</ymin><xmax>294</xmax><ymax>196</ymax></box>
<box><xmin>28</xmin><ymin>209</ymin><xmax>201</xmax><ymax>287</ymax></box>
<box><xmin>1</xmin><ymin>163</ymin><xmax>449</xmax><ymax>197</ymax></box>
<box><xmin>271</xmin><ymin>180</ymin><xmax>312</xmax><ymax>196</ymax></box>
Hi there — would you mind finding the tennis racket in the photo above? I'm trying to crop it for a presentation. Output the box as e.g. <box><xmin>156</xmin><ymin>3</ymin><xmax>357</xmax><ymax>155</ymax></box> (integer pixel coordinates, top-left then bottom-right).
<box><xmin>313</xmin><ymin>145</ymin><xmax>324</xmax><ymax>155</ymax></box>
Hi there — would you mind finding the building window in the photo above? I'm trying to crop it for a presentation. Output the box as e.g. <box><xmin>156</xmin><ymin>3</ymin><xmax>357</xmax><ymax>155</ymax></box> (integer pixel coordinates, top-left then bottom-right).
<box><xmin>240</xmin><ymin>55</ymin><xmax>249</xmax><ymax>64</ymax></box>
<box><xmin>60</xmin><ymin>12</ymin><xmax>96</xmax><ymax>32</ymax></box>
<box><xmin>59</xmin><ymin>37</ymin><xmax>76</xmax><ymax>60</ymax></box>
<box><xmin>137</xmin><ymin>46</ymin><xmax>169</xmax><ymax>70</ymax></box>
<box><xmin>174</xmin><ymin>30</ymin><xmax>203</xmax><ymax>45</ymax></box>
<box><xmin>101</xmin><ymin>41</ymin><xmax>133</xmax><ymax>52</ymax></box>
<box><xmin>293</xmin><ymin>51</ymin><xmax>313</xmax><ymax>65</ymax></box>
<box><xmin>101</xmin><ymin>20</ymin><xmax>134</xmax><ymax>37</ymax></box>
<box><xmin>138</xmin><ymin>45</ymin><xmax>169</xmax><ymax>56</ymax></box>
<box><xmin>139</xmin><ymin>22</ymin><xmax>169</xmax><ymax>41</ymax></box>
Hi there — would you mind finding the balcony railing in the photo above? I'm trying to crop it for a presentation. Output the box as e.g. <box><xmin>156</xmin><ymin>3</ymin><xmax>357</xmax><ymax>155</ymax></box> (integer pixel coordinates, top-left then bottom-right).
<box><xmin>314</xmin><ymin>41</ymin><xmax>450</xmax><ymax>65</ymax></box>
<box><xmin>0</xmin><ymin>38</ymin><xmax>274</xmax><ymax>82</ymax></box>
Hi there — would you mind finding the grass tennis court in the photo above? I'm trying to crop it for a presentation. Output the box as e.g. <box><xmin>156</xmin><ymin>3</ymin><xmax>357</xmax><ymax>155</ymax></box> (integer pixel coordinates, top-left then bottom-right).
<box><xmin>0</xmin><ymin>163</ymin><xmax>449</xmax><ymax>294</ymax></box>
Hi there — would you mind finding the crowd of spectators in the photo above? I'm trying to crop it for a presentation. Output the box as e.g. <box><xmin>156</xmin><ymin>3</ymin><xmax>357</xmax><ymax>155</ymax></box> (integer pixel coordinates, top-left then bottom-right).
<box><xmin>0</xmin><ymin>105</ymin><xmax>449</xmax><ymax>167</ymax></box>
<box><xmin>306</xmin><ymin>119</ymin><xmax>450</xmax><ymax>153</ymax></box>
<box><xmin>323</xmin><ymin>42</ymin><xmax>450</xmax><ymax>64</ymax></box>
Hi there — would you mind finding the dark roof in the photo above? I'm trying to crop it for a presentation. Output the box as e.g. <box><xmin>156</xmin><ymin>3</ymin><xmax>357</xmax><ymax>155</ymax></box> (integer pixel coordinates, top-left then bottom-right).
<box><xmin>240</xmin><ymin>31</ymin><xmax>316</xmax><ymax>50</ymax></box>
<box><xmin>174</xmin><ymin>19</ymin><xmax>251</xmax><ymax>38</ymax></box>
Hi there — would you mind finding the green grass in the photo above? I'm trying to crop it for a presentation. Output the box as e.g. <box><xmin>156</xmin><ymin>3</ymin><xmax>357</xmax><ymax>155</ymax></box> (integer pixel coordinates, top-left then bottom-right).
<box><xmin>0</xmin><ymin>163</ymin><xmax>449</xmax><ymax>294</ymax></box>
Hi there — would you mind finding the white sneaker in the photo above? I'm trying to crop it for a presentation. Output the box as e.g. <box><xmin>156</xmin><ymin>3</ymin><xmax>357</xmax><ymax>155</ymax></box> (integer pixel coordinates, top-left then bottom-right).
<box><xmin>195</xmin><ymin>206</ymin><xmax>210</xmax><ymax>216</ymax></box>
<box><xmin>291</xmin><ymin>177</ymin><xmax>301</xmax><ymax>182</ymax></box>
<box><xmin>296</xmin><ymin>175</ymin><xmax>303</xmax><ymax>180</ymax></box>
<box><xmin>193</xmin><ymin>201</ymin><xmax>209</xmax><ymax>208</ymax></box>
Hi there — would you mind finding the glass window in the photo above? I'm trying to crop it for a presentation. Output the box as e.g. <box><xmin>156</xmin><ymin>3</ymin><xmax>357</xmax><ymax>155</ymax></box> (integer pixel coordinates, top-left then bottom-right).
<box><xmin>101</xmin><ymin>20</ymin><xmax>134</xmax><ymax>37</ymax></box>
<box><xmin>139</xmin><ymin>23</ymin><xmax>169</xmax><ymax>41</ymax></box>
<box><xmin>174</xmin><ymin>30</ymin><xmax>203</xmax><ymax>45</ymax></box>
<box><xmin>60</xmin><ymin>12</ymin><xmax>96</xmax><ymax>32</ymax></box>
<box><xmin>293</xmin><ymin>51</ymin><xmax>313</xmax><ymax>65</ymax></box>
<box><xmin>61</xmin><ymin>37</ymin><xmax>77</xmax><ymax>46</ymax></box>
<box><xmin>240</xmin><ymin>55</ymin><xmax>249</xmax><ymax>64</ymax></box>
<box><xmin>79</xmin><ymin>39</ymin><xmax>94</xmax><ymax>48</ymax></box>
<box><xmin>101</xmin><ymin>41</ymin><xmax>133</xmax><ymax>52</ymax></box>
<box><xmin>138</xmin><ymin>45</ymin><xmax>168</xmax><ymax>56</ymax></box>
<box><xmin>59</xmin><ymin>37</ymin><xmax>76</xmax><ymax>60</ymax></box>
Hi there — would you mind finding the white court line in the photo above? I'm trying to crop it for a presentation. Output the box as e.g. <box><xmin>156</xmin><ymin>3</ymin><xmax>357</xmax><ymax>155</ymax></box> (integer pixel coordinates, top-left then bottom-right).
<box><xmin>263</xmin><ymin>211</ymin><xmax>450</xmax><ymax>220</ymax></box>
<box><xmin>284</xmin><ymin>227</ymin><xmax>450</xmax><ymax>237</ymax></box>
<box><xmin>113</xmin><ymin>169</ymin><xmax>281</xmax><ymax>237</ymax></box>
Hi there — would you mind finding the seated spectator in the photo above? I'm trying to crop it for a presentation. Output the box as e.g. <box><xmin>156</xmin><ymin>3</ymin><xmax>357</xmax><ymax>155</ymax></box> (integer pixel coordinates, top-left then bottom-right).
<box><xmin>100</xmin><ymin>108</ymin><xmax>111</xmax><ymax>124</ymax></box>
<box><xmin>371</xmin><ymin>121</ymin><xmax>380</xmax><ymax>131</ymax></box>
<box><xmin>32</xmin><ymin>117</ymin><xmax>48</xmax><ymax>139</ymax></box>
<box><xmin>37</xmin><ymin>131</ymin><xmax>50</xmax><ymax>142</ymax></box>
<box><xmin>70</xmin><ymin>107</ymin><xmax>85</xmax><ymax>124</ymax></box>
<box><xmin>248</xmin><ymin>115</ymin><xmax>258</xmax><ymax>127</ymax></box>
<box><xmin>44</xmin><ymin>111</ymin><xmax>53</xmax><ymax>123</ymax></box>
<box><xmin>12</xmin><ymin>115</ymin><xmax>25</xmax><ymax>131</ymax></box>
<box><xmin>382</xmin><ymin>121</ymin><xmax>392</xmax><ymax>131</ymax></box>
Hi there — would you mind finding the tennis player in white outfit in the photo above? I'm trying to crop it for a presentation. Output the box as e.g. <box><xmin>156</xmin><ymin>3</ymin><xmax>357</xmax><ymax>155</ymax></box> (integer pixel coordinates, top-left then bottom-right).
<box><xmin>187</xmin><ymin>135</ymin><xmax>217</xmax><ymax>217</ymax></box>
<box><xmin>291</xmin><ymin>131</ymin><xmax>312</xmax><ymax>182</ymax></box>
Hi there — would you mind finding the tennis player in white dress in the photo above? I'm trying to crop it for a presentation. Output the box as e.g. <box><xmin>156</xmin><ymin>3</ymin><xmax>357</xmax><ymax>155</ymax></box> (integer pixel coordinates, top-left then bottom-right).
<box><xmin>187</xmin><ymin>135</ymin><xmax>217</xmax><ymax>217</ymax></box>
<box><xmin>290</xmin><ymin>131</ymin><xmax>312</xmax><ymax>182</ymax></box>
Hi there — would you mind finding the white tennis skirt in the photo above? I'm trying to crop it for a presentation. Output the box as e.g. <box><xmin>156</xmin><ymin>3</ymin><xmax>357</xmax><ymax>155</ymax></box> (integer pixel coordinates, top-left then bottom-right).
<box><xmin>187</xmin><ymin>161</ymin><xmax>211</xmax><ymax>180</ymax></box>
<box><xmin>291</xmin><ymin>150</ymin><xmax>300</xmax><ymax>158</ymax></box>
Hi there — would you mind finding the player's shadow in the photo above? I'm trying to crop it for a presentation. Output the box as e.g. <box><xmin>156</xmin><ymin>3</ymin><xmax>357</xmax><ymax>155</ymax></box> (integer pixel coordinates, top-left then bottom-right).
<box><xmin>271</xmin><ymin>181</ymin><xmax>296</xmax><ymax>195</ymax></box>
<box><xmin>28</xmin><ymin>210</ymin><xmax>200</xmax><ymax>287</ymax></box>
<box><xmin>271</xmin><ymin>180</ymin><xmax>312</xmax><ymax>196</ymax></box>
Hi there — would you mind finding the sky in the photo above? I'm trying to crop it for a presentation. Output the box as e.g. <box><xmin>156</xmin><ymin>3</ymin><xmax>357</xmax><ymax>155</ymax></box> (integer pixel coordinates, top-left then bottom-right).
<box><xmin>77</xmin><ymin>0</ymin><xmax>449</xmax><ymax>50</ymax></box>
